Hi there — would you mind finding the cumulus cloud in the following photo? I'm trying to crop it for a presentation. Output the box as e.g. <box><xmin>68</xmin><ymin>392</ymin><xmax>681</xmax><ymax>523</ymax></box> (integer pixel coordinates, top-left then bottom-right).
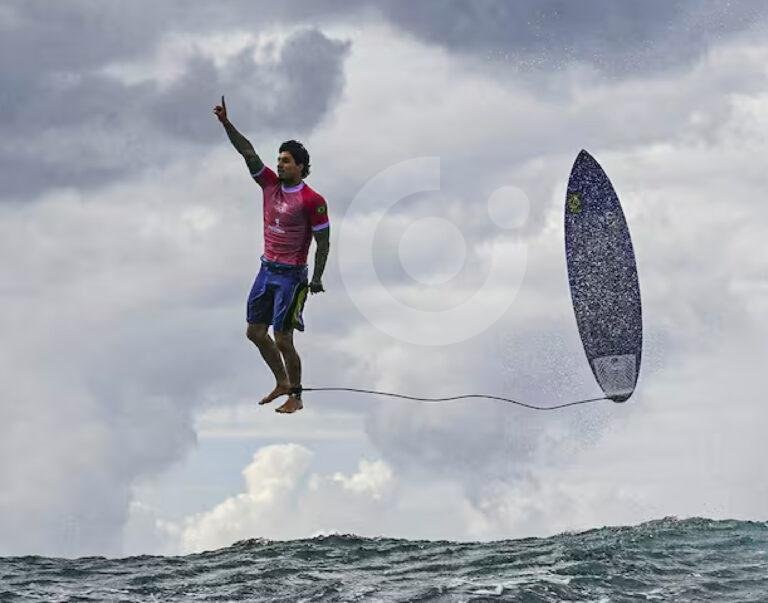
<box><xmin>177</xmin><ymin>444</ymin><xmax>398</xmax><ymax>553</ymax></box>
<box><xmin>179</xmin><ymin>444</ymin><xmax>314</xmax><ymax>552</ymax></box>
<box><xmin>329</xmin><ymin>458</ymin><xmax>394</xmax><ymax>499</ymax></box>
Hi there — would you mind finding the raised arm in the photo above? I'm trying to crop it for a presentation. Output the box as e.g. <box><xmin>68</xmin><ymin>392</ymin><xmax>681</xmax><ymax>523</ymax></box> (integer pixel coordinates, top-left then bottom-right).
<box><xmin>213</xmin><ymin>96</ymin><xmax>264</xmax><ymax>175</ymax></box>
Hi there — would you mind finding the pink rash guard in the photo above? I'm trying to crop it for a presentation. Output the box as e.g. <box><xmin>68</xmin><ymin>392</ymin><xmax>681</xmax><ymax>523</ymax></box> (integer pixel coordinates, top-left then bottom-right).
<box><xmin>251</xmin><ymin>165</ymin><xmax>330</xmax><ymax>266</ymax></box>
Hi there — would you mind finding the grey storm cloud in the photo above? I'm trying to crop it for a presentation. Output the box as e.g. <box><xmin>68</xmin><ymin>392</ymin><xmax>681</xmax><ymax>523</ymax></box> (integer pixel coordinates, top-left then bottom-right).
<box><xmin>151</xmin><ymin>28</ymin><xmax>351</xmax><ymax>141</ymax></box>
<box><xmin>2</xmin><ymin>0</ymin><xmax>763</xmax><ymax>202</ymax></box>
<box><xmin>0</xmin><ymin>1</ymin><xmax>350</xmax><ymax>200</ymax></box>
<box><xmin>376</xmin><ymin>1</ymin><xmax>764</xmax><ymax>74</ymax></box>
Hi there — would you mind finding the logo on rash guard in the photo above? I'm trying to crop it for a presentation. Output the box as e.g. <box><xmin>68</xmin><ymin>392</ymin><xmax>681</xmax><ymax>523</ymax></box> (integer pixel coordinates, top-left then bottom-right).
<box><xmin>269</xmin><ymin>216</ymin><xmax>285</xmax><ymax>234</ymax></box>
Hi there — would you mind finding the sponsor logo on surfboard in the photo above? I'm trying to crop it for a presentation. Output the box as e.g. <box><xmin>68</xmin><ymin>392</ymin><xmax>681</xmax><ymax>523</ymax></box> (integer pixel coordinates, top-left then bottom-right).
<box><xmin>567</xmin><ymin>192</ymin><xmax>582</xmax><ymax>214</ymax></box>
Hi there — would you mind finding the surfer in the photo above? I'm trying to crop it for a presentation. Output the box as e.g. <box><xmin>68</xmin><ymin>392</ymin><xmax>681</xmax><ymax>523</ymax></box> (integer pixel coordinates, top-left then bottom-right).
<box><xmin>213</xmin><ymin>96</ymin><xmax>330</xmax><ymax>414</ymax></box>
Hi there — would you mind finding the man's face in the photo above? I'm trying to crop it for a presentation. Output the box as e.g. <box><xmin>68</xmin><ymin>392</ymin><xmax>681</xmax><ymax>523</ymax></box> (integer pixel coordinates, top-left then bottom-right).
<box><xmin>276</xmin><ymin>151</ymin><xmax>302</xmax><ymax>183</ymax></box>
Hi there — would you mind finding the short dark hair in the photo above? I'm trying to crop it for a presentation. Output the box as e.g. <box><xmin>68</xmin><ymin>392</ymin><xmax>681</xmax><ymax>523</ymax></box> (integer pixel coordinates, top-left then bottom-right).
<box><xmin>279</xmin><ymin>140</ymin><xmax>311</xmax><ymax>178</ymax></box>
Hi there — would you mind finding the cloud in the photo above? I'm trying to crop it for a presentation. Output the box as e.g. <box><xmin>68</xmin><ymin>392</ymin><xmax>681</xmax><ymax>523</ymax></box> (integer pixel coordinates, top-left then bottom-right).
<box><xmin>178</xmin><ymin>444</ymin><xmax>314</xmax><ymax>553</ymax></box>
<box><xmin>0</xmin><ymin>151</ymin><xmax>266</xmax><ymax>556</ymax></box>
<box><xmin>148</xmin><ymin>315</ymin><xmax>767</xmax><ymax>556</ymax></box>
<box><xmin>376</xmin><ymin>1</ymin><xmax>765</xmax><ymax>75</ymax></box>
<box><xmin>329</xmin><ymin>458</ymin><xmax>394</xmax><ymax>499</ymax></box>
<box><xmin>177</xmin><ymin>444</ymin><xmax>398</xmax><ymax>552</ymax></box>
<box><xmin>1</xmin><ymin>3</ymin><xmax>762</xmax><ymax>197</ymax></box>
<box><xmin>0</xmin><ymin>9</ymin><xmax>350</xmax><ymax>200</ymax></box>
<box><xmin>308</xmin><ymin>26</ymin><xmax>768</xmax><ymax>538</ymax></box>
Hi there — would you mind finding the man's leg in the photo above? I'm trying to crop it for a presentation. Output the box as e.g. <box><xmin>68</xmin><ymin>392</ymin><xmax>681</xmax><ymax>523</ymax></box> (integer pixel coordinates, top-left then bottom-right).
<box><xmin>274</xmin><ymin>329</ymin><xmax>301</xmax><ymax>389</ymax></box>
<box><xmin>246</xmin><ymin>322</ymin><xmax>292</xmax><ymax>404</ymax></box>
<box><xmin>274</xmin><ymin>329</ymin><xmax>303</xmax><ymax>413</ymax></box>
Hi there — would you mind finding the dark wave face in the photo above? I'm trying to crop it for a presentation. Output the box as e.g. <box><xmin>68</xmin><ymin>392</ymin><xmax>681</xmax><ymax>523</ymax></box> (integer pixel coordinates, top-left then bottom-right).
<box><xmin>1</xmin><ymin>517</ymin><xmax>767</xmax><ymax>601</ymax></box>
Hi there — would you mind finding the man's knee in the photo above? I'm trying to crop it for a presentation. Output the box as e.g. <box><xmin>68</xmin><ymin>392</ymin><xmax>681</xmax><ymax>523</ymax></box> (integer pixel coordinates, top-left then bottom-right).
<box><xmin>246</xmin><ymin>323</ymin><xmax>268</xmax><ymax>345</ymax></box>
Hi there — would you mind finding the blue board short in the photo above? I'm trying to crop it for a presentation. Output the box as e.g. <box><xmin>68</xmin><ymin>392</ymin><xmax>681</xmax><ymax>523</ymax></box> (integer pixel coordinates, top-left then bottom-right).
<box><xmin>247</xmin><ymin>258</ymin><xmax>309</xmax><ymax>332</ymax></box>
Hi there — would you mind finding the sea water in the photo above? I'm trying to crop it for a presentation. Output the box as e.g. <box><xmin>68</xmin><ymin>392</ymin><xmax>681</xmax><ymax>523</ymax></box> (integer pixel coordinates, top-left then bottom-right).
<box><xmin>1</xmin><ymin>517</ymin><xmax>766</xmax><ymax>601</ymax></box>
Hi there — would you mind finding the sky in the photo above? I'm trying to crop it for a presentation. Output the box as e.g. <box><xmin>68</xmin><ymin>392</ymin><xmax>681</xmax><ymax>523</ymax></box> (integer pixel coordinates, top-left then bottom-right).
<box><xmin>1</xmin><ymin>1</ymin><xmax>767</xmax><ymax>558</ymax></box>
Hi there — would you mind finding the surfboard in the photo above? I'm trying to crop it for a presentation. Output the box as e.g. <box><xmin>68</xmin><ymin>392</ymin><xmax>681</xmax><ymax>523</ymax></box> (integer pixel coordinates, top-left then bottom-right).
<box><xmin>565</xmin><ymin>150</ymin><xmax>642</xmax><ymax>402</ymax></box>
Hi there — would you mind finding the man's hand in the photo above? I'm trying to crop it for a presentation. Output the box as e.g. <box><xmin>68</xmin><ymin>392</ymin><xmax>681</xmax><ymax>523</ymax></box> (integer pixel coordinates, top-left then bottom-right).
<box><xmin>213</xmin><ymin>95</ymin><xmax>228</xmax><ymax>123</ymax></box>
<box><xmin>309</xmin><ymin>280</ymin><xmax>325</xmax><ymax>294</ymax></box>
<box><xmin>216</xmin><ymin>97</ymin><xmax>262</xmax><ymax>172</ymax></box>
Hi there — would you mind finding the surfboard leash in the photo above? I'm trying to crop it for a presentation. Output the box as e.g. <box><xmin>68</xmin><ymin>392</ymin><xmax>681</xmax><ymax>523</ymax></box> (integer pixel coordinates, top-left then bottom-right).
<box><xmin>298</xmin><ymin>386</ymin><xmax>610</xmax><ymax>411</ymax></box>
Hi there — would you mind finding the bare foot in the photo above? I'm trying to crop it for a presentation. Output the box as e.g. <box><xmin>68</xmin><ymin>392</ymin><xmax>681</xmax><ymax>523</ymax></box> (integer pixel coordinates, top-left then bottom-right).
<box><xmin>275</xmin><ymin>396</ymin><xmax>303</xmax><ymax>414</ymax></box>
<box><xmin>259</xmin><ymin>383</ymin><xmax>291</xmax><ymax>405</ymax></box>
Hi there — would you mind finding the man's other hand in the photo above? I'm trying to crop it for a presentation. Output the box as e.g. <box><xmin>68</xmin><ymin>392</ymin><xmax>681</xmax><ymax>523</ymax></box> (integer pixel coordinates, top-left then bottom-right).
<box><xmin>309</xmin><ymin>280</ymin><xmax>325</xmax><ymax>294</ymax></box>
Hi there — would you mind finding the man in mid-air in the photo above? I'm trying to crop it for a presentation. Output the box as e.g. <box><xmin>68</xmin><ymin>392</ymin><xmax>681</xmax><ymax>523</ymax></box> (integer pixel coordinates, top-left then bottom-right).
<box><xmin>214</xmin><ymin>96</ymin><xmax>330</xmax><ymax>414</ymax></box>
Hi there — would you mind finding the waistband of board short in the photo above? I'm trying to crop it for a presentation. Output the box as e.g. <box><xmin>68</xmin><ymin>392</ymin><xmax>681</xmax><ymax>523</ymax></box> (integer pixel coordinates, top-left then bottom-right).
<box><xmin>260</xmin><ymin>256</ymin><xmax>308</xmax><ymax>274</ymax></box>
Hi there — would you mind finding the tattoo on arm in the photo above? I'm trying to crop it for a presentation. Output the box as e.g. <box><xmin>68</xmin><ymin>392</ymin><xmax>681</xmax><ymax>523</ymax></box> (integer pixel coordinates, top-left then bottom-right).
<box><xmin>312</xmin><ymin>228</ymin><xmax>330</xmax><ymax>283</ymax></box>
<box><xmin>223</xmin><ymin>121</ymin><xmax>264</xmax><ymax>174</ymax></box>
